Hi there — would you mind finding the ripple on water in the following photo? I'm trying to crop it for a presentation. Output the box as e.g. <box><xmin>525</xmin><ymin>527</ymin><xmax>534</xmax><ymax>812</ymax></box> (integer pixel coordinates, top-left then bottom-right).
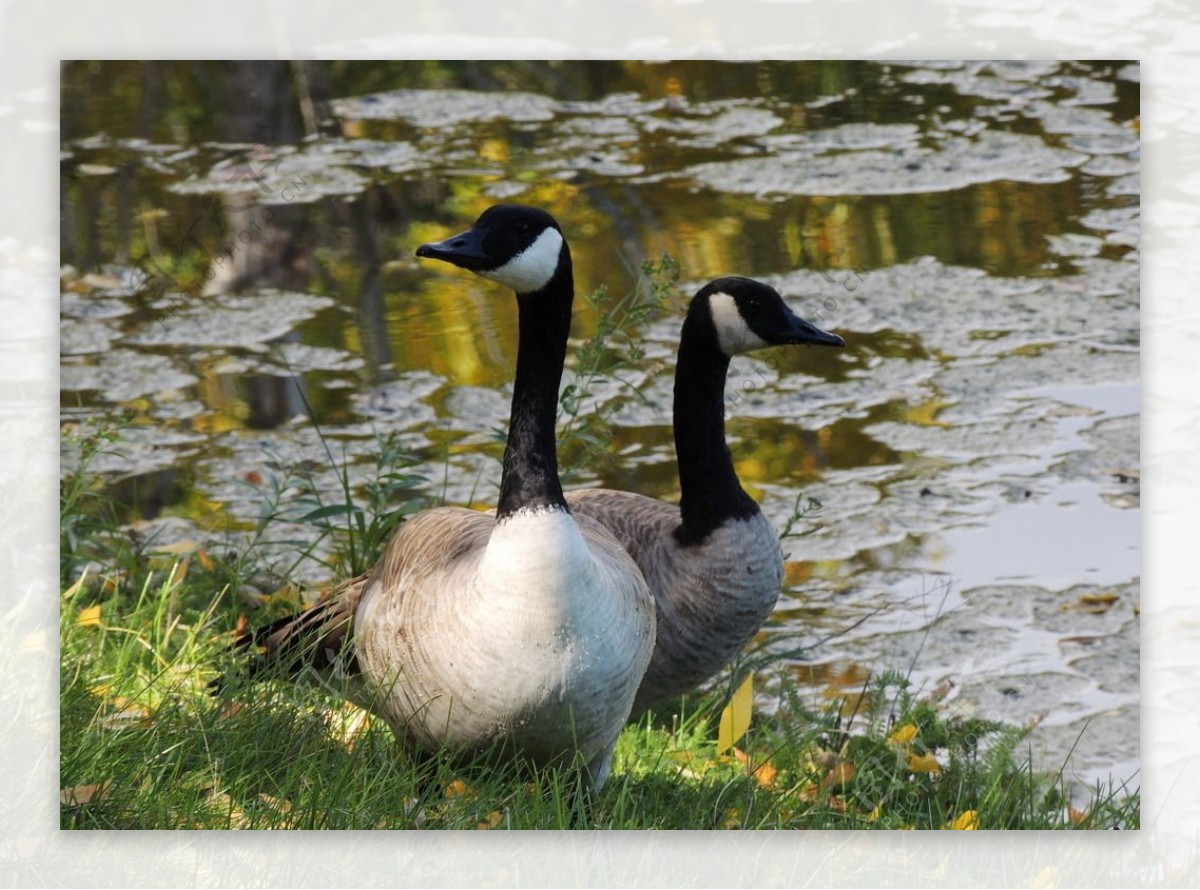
<box><xmin>62</xmin><ymin>422</ymin><xmax>207</xmax><ymax>478</ymax></box>
<box><xmin>333</xmin><ymin>89</ymin><xmax>558</xmax><ymax>128</ymax></box>
<box><xmin>126</xmin><ymin>292</ymin><xmax>337</xmax><ymax>351</ymax></box>
<box><xmin>770</xmin><ymin>256</ymin><xmax>1137</xmax><ymax>358</ymax></box>
<box><xmin>684</xmin><ymin>130</ymin><xmax>1088</xmax><ymax>198</ymax></box>
<box><xmin>170</xmin><ymin>143</ymin><xmax>372</xmax><ymax>202</ymax></box>
<box><xmin>61</xmin><ymin>349</ymin><xmax>199</xmax><ymax>402</ymax></box>
<box><xmin>350</xmin><ymin>370</ymin><xmax>445</xmax><ymax>430</ymax></box>
<box><xmin>61</xmin><ymin>316</ymin><xmax>120</xmax><ymax>356</ymax></box>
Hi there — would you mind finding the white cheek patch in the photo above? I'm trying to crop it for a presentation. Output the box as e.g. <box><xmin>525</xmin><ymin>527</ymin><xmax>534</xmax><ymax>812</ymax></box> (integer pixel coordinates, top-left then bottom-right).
<box><xmin>480</xmin><ymin>228</ymin><xmax>564</xmax><ymax>294</ymax></box>
<box><xmin>709</xmin><ymin>291</ymin><xmax>770</xmax><ymax>356</ymax></box>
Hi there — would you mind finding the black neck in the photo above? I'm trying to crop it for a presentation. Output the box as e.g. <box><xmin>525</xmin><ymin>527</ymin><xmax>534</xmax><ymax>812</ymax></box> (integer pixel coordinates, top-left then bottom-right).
<box><xmin>673</xmin><ymin>307</ymin><xmax>760</xmax><ymax>546</ymax></box>
<box><xmin>495</xmin><ymin>250</ymin><xmax>573</xmax><ymax>520</ymax></box>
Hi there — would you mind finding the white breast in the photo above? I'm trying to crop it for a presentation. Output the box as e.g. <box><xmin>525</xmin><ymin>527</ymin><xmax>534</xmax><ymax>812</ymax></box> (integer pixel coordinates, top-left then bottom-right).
<box><xmin>355</xmin><ymin>505</ymin><xmax>654</xmax><ymax>768</ymax></box>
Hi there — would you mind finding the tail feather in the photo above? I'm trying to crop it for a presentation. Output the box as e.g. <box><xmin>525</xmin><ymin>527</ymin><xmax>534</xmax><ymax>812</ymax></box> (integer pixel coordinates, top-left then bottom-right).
<box><xmin>212</xmin><ymin>572</ymin><xmax>368</xmax><ymax>694</ymax></box>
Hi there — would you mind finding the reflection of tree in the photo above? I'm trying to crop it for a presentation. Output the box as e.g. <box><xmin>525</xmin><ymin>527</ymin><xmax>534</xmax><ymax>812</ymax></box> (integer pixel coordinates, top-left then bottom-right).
<box><xmin>727</xmin><ymin>416</ymin><xmax>899</xmax><ymax>486</ymax></box>
<box><xmin>60</xmin><ymin>60</ymin><xmax>1131</xmax><ymax>531</ymax></box>
<box><xmin>577</xmin><ymin>183</ymin><xmax>658</xmax><ymax>276</ymax></box>
<box><xmin>347</xmin><ymin>188</ymin><xmax>393</xmax><ymax>385</ymax></box>
<box><xmin>200</xmin><ymin>63</ymin><xmax>331</xmax><ymax>431</ymax></box>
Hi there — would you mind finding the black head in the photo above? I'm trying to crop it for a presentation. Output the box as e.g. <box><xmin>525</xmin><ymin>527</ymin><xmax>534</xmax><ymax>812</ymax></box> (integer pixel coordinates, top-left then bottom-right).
<box><xmin>415</xmin><ymin>204</ymin><xmax>567</xmax><ymax>294</ymax></box>
<box><xmin>693</xmin><ymin>276</ymin><xmax>845</xmax><ymax>357</ymax></box>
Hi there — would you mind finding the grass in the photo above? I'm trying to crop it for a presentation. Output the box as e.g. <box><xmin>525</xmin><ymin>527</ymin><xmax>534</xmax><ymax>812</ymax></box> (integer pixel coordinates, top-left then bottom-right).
<box><xmin>60</xmin><ymin>557</ymin><xmax>1139</xmax><ymax>829</ymax></box>
<box><xmin>59</xmin><ymin>258</ymin><xmax>1138</xmax><ymax>830</ymax></box>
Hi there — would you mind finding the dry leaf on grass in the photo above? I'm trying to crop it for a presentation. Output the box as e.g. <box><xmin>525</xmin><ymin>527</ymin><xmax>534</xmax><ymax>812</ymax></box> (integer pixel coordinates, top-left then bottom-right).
<box><xmin>61</xmin><ymin>781</ymin><xmax>111</xmax><ymax>807</ymax></box>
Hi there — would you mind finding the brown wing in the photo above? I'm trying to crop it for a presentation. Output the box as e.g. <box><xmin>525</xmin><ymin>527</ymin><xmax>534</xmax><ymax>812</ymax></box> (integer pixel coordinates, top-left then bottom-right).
<box><xmin>213</xmin><ymin>571</ymin><xmax>368</xmax><ymax>693</ymax></box>
<box><xmin>216</xmin><ymin>507</ymin><xmax>494</xmax><ymax>694</ymax></box>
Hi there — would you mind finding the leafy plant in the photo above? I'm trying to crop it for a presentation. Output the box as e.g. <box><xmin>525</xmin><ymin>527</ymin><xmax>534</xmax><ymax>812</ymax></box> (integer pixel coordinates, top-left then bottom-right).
<box><xmin>60</xmin><ymin>413</ymin><xmax>134</xmax><ymax>587</ymax></box>
<box><xmin>556</xmin><ymin>253</ymin><xmax>679</xmax><ymax>480</ymax></box>
<box><xmin>290</xmin><ymin>428</ymin><xmax>430</xmax><ymax>578</ymax></box>
<box><xmin>778</xmin><ymin>489</ymin><xmax>823</xmax><ymax>546</ymax></box>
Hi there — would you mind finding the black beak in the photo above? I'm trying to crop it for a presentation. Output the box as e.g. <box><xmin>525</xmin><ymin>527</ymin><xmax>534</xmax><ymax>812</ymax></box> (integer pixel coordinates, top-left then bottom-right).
<box><xmin>778</xmin><ymin>312</ymin><xmax>845</xmax><ymax>348</ymax></box>
<box><xmin>415</xmin><ymin>226</ymin><xmax>491</xmax><ymax>272</ymax></box>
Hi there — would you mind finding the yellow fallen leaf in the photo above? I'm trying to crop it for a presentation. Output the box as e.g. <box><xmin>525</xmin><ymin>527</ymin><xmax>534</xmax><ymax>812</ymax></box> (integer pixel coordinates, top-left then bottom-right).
<box><xmin>208</xmin><ymin>790</ymin><xmax>248</xmax><ymax>828</ymax></box>
<box><xmin>444</xmin><ymin>779</ymin><xmax>469</xmax><ymax>798</ymax></box>
<box><xmin>99</xmin><ymin>701</ymin><xmax>152</xmax><ymax>730</ymax></box>
<box><xmin>262</xmin><ymin>581</ymin><xmax>307</xmax><ymax>609</ymax></box>
<box><xmin>76</xmin><ymin>605</ymin><xmax>103</xmax><ymax>627</ymax></box>
<box><xmin>716</xmin><ymin>673</ymin><xmax>753</xmax><ymax>755</ymax></box>
<box><xmin>169</xmin><ymin>558</ymin><xmax>190</xmax><ymax>585</ymax></box>
<box><xmin>752</xmin><ymin>760</ymin><xmax>778</xmax><ymax>788</ymax></box>
<box><xmin>825</xmin><ymin>761</ymin><xmax>855</xmax><ymax>787</ymax></box>
<box><xmin>948</xmin><ymin>809</ymin><xmax>978</xmax><ymax>830</ymax></box>
<box><xmin>61</xmin><ymin>781</ymin><xmax>111</xmax><ymax>806</ymax></box>
<box><xmin>888</xmin><ymin>723</ymin><xmax>918</xmax><ymax>745</ymax></box>
<box><xmin>477</xmin><ymin>810</ymin><xmax>503</xmax><ymax>829</ymax></box>
<box><xmin>330</xmin><ymin>706</ymin><xmax>371</xmax><ymax>751</ymax></box>
<box><xmin>731</xmin><ymin>747</ymin><xmax>778</xmax><ymax>788</ymax></box>
<box><xmin>906</xmin><ymin>752</ymin><xmax>940</xmax><ymax>773</ymax></box>
<box><xmin>258</xmin><ymin>792</ymin><xmax>293</xmax><ymax>813</ymax></box>
<box><xmin>196</xmin><ymin>548</ymin><xmax>215</xmax><ymax>572</ymax></box>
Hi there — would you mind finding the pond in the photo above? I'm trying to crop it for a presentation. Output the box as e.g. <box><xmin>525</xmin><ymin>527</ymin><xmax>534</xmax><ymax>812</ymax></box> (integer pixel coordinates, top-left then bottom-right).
<box><xmin>59</xmin><ymin>60</ymin><xmax>1140</xmax><ymax>803</ymax></box>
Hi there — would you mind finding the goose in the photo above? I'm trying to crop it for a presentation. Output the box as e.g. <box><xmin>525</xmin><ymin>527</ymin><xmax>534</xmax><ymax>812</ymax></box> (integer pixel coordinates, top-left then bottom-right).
<box><xmin>567</xmin><ymin>276</ymin><xmax>843</xmax><ymax>718</ymax></box>
<box><xmin>229</xmin><ymin>205</ymin><xmax>655</xmax><ymax>791</ymax></box>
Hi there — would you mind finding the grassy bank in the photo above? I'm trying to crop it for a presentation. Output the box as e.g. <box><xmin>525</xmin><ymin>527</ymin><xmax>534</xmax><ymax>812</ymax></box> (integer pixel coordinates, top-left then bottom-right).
<box><xmin>59</xmin><ymin>534</ymin><xmax>1137</xmax><ymax>830</ymax></box>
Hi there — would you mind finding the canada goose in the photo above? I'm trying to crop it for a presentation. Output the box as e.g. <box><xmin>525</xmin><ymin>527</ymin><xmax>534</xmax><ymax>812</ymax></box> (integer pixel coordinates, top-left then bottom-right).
<box><xmin>567</xmin><ymin>277</ymin><xmax>844</xmax><ymax>718</ymax></box>
<box><xmin>230</xmin><ymin>205</ymin><xmax>655</xmax><ymax>791</ymax></box>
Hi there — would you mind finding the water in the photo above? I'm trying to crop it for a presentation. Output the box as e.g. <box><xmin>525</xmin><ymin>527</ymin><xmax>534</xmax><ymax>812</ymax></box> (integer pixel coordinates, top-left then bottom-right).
<box><xmin>59</xmin><ymin>60</ymin><xmax>1140</xmax><ymax>801</ymax></box>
